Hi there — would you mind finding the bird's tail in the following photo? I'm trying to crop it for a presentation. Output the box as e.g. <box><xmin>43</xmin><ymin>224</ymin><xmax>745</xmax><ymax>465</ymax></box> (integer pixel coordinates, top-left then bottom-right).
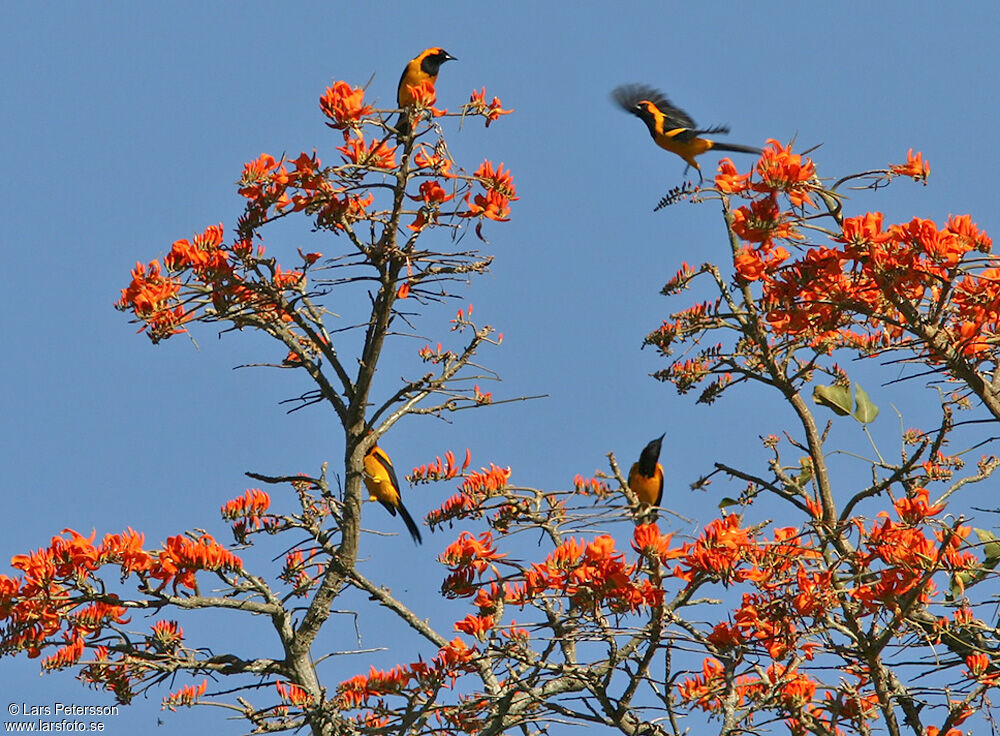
<box><xmin>396</xmin><ymin>501</ymin><xmax>423</xmax><ymax>544</ymax></box>
<box><xmin>711</xmin><ymin>141</ymin><xmax>763</xmax><ymax>156</ymax></box>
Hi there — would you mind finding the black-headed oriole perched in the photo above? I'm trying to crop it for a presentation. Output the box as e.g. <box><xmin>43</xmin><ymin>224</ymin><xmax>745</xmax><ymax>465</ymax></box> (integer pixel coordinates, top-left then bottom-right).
<box><xmin>396</xmin><ymin>47</ymin><xmax>456</xmax><ymax>138</ymax></box>
<box><xmin>628</xmin><ymin>434</ymin><xmax>665</xmax><ymax>507</ymax></box>
<box><xmin>363</xmin><ymin>444</ymin><xmax>422</xmax><ymax>544</ymax></box>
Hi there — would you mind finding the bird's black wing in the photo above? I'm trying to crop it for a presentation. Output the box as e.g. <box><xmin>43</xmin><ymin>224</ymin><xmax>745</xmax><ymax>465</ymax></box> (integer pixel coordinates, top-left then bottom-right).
<box><xmin>371</xmin><ymin>447</ymin><xmax>403</xmax><ymax>499</ymax></box>
<box><xmin>612</xmin><ymin>84</ymin><xmax>697</xmax><ymax>129</ymax></box>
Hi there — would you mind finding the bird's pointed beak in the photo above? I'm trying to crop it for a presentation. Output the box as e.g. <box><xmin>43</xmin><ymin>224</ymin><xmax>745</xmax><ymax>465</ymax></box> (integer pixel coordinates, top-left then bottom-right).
<box><xmin>443</xmin><ymin>52</ymin><xmax>457</xmax><ymax>61</ymax></box>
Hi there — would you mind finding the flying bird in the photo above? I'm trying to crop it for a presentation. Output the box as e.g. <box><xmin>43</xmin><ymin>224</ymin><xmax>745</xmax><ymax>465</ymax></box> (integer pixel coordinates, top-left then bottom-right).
<box><xmin>363</xmin><ymin>444</ymin><xmax>422</xmax><ymax>544</ymax></box>
<box><xmin>628</xmin><ymin>434</ymin><xmax>665</xmax><ymax>507</ymax></box>
<box><xmin>612</xmin><ymin>84</ymin><xmax>761</xmax><ymax>182</ymax></box>
<box><xmin>396</xmin><ymin>47</ymin><xmax>457</xmax><ymax>138</ymax></box>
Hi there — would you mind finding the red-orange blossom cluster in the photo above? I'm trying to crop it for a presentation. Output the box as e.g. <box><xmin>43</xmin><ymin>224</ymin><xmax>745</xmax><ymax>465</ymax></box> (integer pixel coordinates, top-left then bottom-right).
<box><xmin>721</xmin><ymin>143</ymin><xmax>992</xmax><ymax>360</ymax></box>
<box><xmin>0</xmin><ymin>527</ymin><xmax>241</xmax><ymax>701</ymax></box>
<box><xmin>116</xmin><ymin>80</ymin><xmax>515</xmax><ymax>344</ymax></box>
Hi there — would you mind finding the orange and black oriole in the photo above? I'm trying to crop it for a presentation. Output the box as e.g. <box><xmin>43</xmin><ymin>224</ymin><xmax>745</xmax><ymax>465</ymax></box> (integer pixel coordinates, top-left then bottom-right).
<box><xmin>628</xmin><ymin>434</ymin><xmax>665</xmax><ymax>507</ymax></box>
<box><xmin>395</xmin><ymin>47</ymin><xmax>457</xmax><ymax>138</ymax></box>
<box><xmin>612</xmin><ymin>84</ymin><xmax>761</xmax><ymax>181</ymax></box>
<box><xmin>363</xmin><ymin>444</ymin><xmax>422</xmax><ymax>544</ymax></box>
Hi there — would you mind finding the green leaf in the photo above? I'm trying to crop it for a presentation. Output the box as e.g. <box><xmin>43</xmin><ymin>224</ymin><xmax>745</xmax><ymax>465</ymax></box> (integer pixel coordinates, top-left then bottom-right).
<box><xmin>975</xmin><ymin>528</ymin><xmax>1000</xmax><ymax>563</ymax></box>
<box><xmin>950</xmin><ymin>570</ymin><xmax>978</xmax><ymax>598</ymax></box>
<box><xmin>949</xmin><ymin>530</ymin><xmax>1000</xmax><ymax>597</ymax></box>
<box><xmin>813</xmin><ymin>384</ymin><xmax>852</xmax><ymax>416</ymax></box>
<box><xmin>852</xmin><ymin>383</ymin><xmax>880</xmax><ymax>424</ymax></box>
<box><xmin>718</xmin><ymin>497</ymin><xmax>740</xmax><ymax>509</ymax></box>
<box><xmin>793</xmin><ymin>465</ymin><xmax>814</xmax><ymax>489</ymax></box>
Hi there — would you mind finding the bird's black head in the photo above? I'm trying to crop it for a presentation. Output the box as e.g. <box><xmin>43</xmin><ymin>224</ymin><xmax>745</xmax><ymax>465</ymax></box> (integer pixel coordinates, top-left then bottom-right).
<box><xmin>631</xmin><ymin>100</ymin><xmax>658</xmax><ymax>127</ymax></box>
<box><xmin>420</xmin><ymin>48</ymin><xmax>457</xmax><ymax>76</ymax></box>
<box><xmin>612</xmin><ymin>84</ymin><xmax>664</xmax><ymax>135</ymax></box>
<box><xmin>637</xmin><ymin>433</ymin><xmax>665</xmax><ymax>475</ymax></box>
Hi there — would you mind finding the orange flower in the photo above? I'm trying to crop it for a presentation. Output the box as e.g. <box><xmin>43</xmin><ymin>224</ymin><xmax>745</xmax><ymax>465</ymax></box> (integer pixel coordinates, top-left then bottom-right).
<box><xmin>426</xmin><ymin>492</ymin><xmax>480</xmax><ymax>529</ymax></box>
<box><xmin>838</xmin><ymin>212</ymin><xmax>892</xmax><ymax>251</ymax></box>
<box><xmin>238</xmin><ymin>153</ymin><xmax>287</xmax><ymax>201</ymax></box>
<box><xmin>40</xmin><ymin>636</ymin><xmax>85</xmax><ymax>671</ymax></box>
<box><xmin>441</xmin><ymin>531</ymin><xmax>506</xmax><ymax>575</ymax></box>
<box><xmin>92</xmin><ymin>530</ymin><xmax>151</xmax><ymax>579</ymax></box>
<box><xmin>458</xmin><ymin>161</ymin><xmax>518</xmax><ymax>223</ymax></box>
<box><xmin>466</xmin><ymin>87</ymin><xmax>513</xmax><ymax>127</ymax></box>
<box><xmin>454</xmin><ymin>613</ymin><xmax>496</xmax><ymax>641</ymax></box>
<box><xmin>731</xmin><ymin>196</ymin><xmax>802</xmax><ymax>244</ymax></box>
<box><xmin>459</xmin><ymin>464</ymin><xmax>512</xmax><ymax>495</ymax></box>
<box><xmin>221</xmin><ymin>488</ymin><xmax>271</xmax><ymax>520</ymax></box>
<box><xmin>315</xmin><ymin>191</ymin><xmax>374</xmax><ymax>230</ymax></box>
<box><xmin>964</xmin><ymin>652</ymin><xmax>991</xmax><ymax>678</ymax></box>
<box><xmin>677</xmin><ymin>657</ymin><xmax>730</xmax><ymax>712</ymax></box>
<box><xmin>946</xmin><ymin>214</ymin><xmax>992</xmax><ymax>252</ymax></box>
<box><xmin>281</xmin><ymin>548</ymin><xmax>320</xmax><ymax>596</ymax></box>
<box><xmin>734</xmin><ymin>245</ymin><xmax>767</xmax><ymax>281</ymax></box>
<box><xmin>892</xmin><ymin>487</ymin><xmax>945</xmax><ymax>523</ymax></box>
<box><xmin>632</xmin><ymin>523</ymin><xmax>677</xmax><ymax>562</ymax></box>
<box><xmin>162</xmin><ymin>679</ymin><xmax>207</xmax><ymax>711</ymax></box>
<box><xmin>337</xmin><ymin>133</ymin><xmax>397</xmax><ymax>170</ymax></box>
<box><xmin>403</xmin><ymin>79</ymin><xmax>438</xmax><ymax>108</ymax></box>
<box><xmin>461</xmin><ymin>189</ymin><xmax>513</xmax><ymax>221</ymax></box>
<box><xmin>435</xmin><ymin>638</ymin><xmax>477</xmax><ymax>672</ymax></box>
<box><xmin>573</xmin><ymin>474</ymin><xmax>611</xmax><ymax>497</ymax></box>
<box><xmin>116</xmin><ymin>260</ymin><xmax>184</xmax><ymax>333</ymax></box>
<box><xmin>413</xmin><ymin>146</ymin><xmax>457</xmax><ymax>178</ymax></box>
<box><xmin>472</xmin><ymin>160</ymin><xmax>516</xmax><ymax>199</ymax></box>
<box><xmin>150</xmin><ymin>534</ymin><xmax>243</xmax><ymax>592</ymax></box>
<box><xmin>163</xmin><ymin>223</ymin><xmax>227</xmax><ymax>275</ymax></box>
<box><xmin>319</xmin><ymin>81</ymin><xmax>373</xmax><ymax>129</ymax></box>
<box><xmin>674</xmin><ymin>515</ymin><xmax>754</xmax><ymax>584</ymax></box>
<box><xmin>72</xmin><ymin>601</ymin><xmax>130</xmax><ymax>633</ymax></box>
<box><xmin>706</xmin><ymin>621</ymin><xmax>744</xmax><ymax>649</ymax></box>
<box><xmin>276</xmin><ymin>681</ymin><xmax>314</xmax><ymax>706</ymax></box>
<box><xmin>299</xmin><ymin>249</ymin><xmax>323</xmax><ymax>266</ymax></box>
<box><xmin>408</xmin><ymin>449</ymin><xmax>471</xmax><ymax>484</ymax></box>
<box><xmin>753</xmin><ymin>139</ymin><xmax>817</xmax><ymax>208</ymax></box>
<box><xmin>411</xmin><ymin>179</ymin><xmax>455</xmax><ymax>204</ymax></box>
<box><xmin>407</xmin><ymin>211</ymin><xmax>428</xmax><ymax>232</ymax></box>
<box><xmin>890</xmin><ymin>148</ymin><xmax>930</xmax><ymax>182</ymax></box>
<box><xmin>715</xmin><ymin>158</ymin><xmax>752</xmax><ymax>194</ymax></box>
<box><xmin>150</xmin><ymin>620</ymin><xmax>184</xmax><ymax>649</ymax></box>
<box><xmin>273</xmin><ymin>265</ymin><xmax>304</xmax><ymax>290</ymax></box>
<box><xmin>417</xmin><ymin>341</ymin><xmax>450</xmax><ymax>363</ymax></box>
<box><xmin>889</xmin><ymin>217</ymin><xmax>966</xmax><ymax>267</ymax></box>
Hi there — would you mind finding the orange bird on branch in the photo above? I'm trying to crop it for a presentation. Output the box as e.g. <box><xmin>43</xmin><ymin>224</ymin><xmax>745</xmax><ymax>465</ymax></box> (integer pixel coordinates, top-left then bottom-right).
<box><xmin>396</xmin><ymin>47</ymin><xmax>457</xmax><ymax>138</ymax></box>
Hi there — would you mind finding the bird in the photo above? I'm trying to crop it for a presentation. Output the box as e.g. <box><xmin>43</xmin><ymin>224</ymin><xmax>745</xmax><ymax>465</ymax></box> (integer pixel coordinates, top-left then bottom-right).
<box><xmin>363</xmin><ymin>443</ymin><xmax>422</xmax><ymax>544</ymax></box>
<box><xmin>628</xmin><ymin>434</ymin><xmax>665</xmax><ymax>507</ymax></box>
<box><xmin>395</xmin><ymin>47</ymin><xmax>457</xmax><ymax>138</ymax></box>
<box><xmin>612</xmin><ymin>84</ymin><xmax>761</xmax><ymax>182</ymax></box>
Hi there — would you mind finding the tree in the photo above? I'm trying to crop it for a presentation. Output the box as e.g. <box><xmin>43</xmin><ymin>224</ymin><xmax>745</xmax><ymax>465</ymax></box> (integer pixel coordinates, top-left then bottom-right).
<box><xmin>1</xmin><ymin>67</ymin><xmax>997</xmax><ymax>736</ymax></box>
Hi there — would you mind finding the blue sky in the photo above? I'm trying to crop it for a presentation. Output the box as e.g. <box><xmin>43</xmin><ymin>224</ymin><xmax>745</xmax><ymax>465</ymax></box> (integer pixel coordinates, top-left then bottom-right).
<box><xmin>2</xmin><ymin>3</ymin><xmax>999</xmax><ymax>733</ymax></box>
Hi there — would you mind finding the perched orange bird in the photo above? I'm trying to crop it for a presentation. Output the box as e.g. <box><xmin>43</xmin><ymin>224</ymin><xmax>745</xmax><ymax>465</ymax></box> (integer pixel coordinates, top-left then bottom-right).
<box><xmin>628</xmin><ymin>434</ymin><xmax>665</xmax><ymax>507</ymax></box>
<box><xmin>363</xmin><ymin>444</ymin><xmax>422</xmax><ymax>544</ymax></box>
<box><xmin>395</xmin><ymin>47</ymin><xmax>457</xmax><ymax>138</ymax></box>
<box><xmin>612</xmin><ymin>84</ymin><xmax>761</xmax><ymax>182</ymax></box>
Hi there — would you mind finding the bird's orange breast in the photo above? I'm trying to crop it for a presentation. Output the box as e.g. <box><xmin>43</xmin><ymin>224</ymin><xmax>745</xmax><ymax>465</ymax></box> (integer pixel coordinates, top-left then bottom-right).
<box><xmin>364</xmin><ymin>450</ymin><xmax>400</xmax><ymax>506</ymax></box>
<box><xmin>628</xmin><ymin>462</ymin><xmax>664</xmax><ymax>506</ymax></box>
